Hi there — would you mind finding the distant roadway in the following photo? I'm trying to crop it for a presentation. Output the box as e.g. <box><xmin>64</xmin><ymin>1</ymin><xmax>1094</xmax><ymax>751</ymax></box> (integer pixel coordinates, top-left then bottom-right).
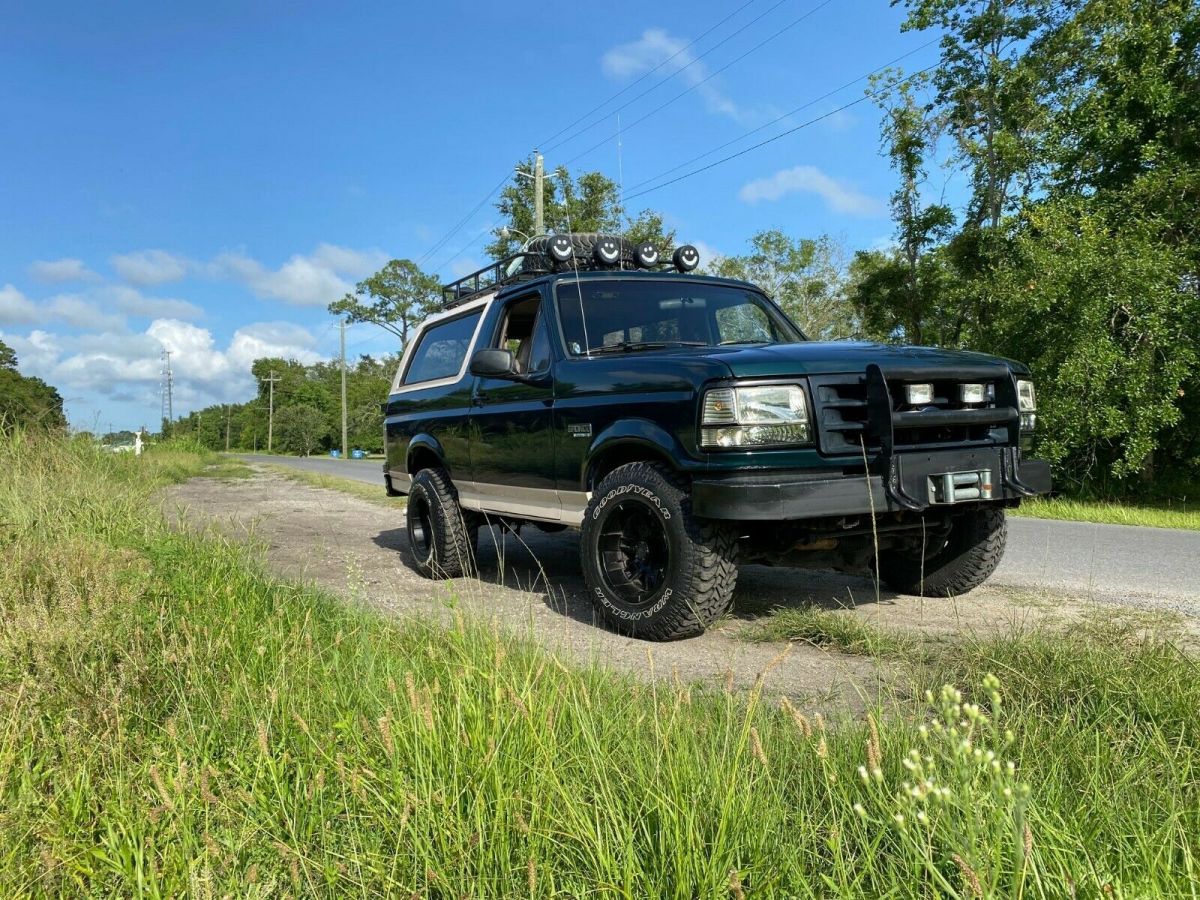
<box><xmin>237</xmin><ymin>454</ymin><xmax>1199</xmax><ymax>613</ymax></box>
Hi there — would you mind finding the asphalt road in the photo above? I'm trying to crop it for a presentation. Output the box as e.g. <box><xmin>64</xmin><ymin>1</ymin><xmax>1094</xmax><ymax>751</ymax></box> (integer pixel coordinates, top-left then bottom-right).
<box><xmin>238</xmin><ymin>454</ymin><xmax>1199</xmax><ymax>609</ymax></box>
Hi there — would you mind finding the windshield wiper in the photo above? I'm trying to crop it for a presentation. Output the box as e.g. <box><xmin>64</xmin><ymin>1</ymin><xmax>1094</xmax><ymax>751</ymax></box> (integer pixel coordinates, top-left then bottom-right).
<box><xmin>586</xmin><ymin>340</ymin><xmax>707</xmax><ymax>355</ymax></box>
<box><xmin>718</xmin><ymin>338</ymin><xmax>770</xmax><ymax>345</ymax></box>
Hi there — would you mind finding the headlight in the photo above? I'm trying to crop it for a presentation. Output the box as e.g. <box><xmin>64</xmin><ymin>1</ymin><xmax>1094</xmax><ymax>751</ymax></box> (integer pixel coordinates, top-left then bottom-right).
<box><xmin>700</xmin><ymin>384</ymin><xmax>812</xmax><ymax>449</ymax></box>
<box><xmin>1016</xmin><ymin>379</ymin><xmax>1036</xmax><ymax>432</ymax></box>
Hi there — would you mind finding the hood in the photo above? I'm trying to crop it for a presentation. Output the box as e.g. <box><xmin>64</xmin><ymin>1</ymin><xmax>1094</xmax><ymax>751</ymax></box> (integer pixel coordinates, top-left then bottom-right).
<box><xmin>700</xmin><ymin>341</ymin><xmax>1029</xmax><ymax>379</ymax></box>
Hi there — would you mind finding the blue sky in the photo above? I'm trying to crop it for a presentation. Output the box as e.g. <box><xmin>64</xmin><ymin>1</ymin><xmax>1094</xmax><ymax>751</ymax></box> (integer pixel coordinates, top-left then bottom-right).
<box><xmin>0</xmin><ymin>0</ymin><xmax>941</xmax><ymax>431</ymax></box>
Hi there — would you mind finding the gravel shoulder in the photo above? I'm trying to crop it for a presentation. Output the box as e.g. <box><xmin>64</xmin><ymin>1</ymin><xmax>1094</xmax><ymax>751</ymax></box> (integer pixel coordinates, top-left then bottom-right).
<box><xmin>166</xmin><ymin>466</ymin><xmax>1188</xmax><ymax>712</ymax></box>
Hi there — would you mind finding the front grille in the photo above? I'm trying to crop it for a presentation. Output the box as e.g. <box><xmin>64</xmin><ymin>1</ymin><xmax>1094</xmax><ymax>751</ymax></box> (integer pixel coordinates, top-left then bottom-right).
<box><xmin>810</xmin><ymin>372</ymin><xmax>1011</xmax><ymax>456</ymax></box>
<box><xmin>811</xmin><ymin>375</ymin><xmax>871</xmax><ymax>455</ymax></box>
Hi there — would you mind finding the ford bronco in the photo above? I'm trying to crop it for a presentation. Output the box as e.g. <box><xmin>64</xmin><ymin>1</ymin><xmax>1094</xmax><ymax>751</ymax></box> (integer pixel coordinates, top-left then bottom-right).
<box><xmin>383</xmin><ymin>234</ymin><xmax>1051</xmax><ymax>641</ymax></box>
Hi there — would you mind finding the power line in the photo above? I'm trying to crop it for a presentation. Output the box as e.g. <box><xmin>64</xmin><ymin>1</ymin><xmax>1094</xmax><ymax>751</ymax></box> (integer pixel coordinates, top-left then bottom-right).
<box><xmin>561</xmin><ymin>0</ymin><xmax>837</xmax><ymax>169</ymax></box>
<box><xmin>433</xmin><ymin>222</ymin><xmax>497</xmax><ymax>277</ymax></box>
<box><xmin>412</xmin><ymin>0</ymin><xmax>765</xmax><ymax>273</ymax></box>
<box><xmin>414</xmin><ymin>172</ymin><xmax>512</xmax><ymax>268</ymax></box>
<box><xmin>544</xmin><ymin>0</ymin><xmax>797</xmax><ymax>155</ymax></box>
<box><xmin>621</xmin><ymin>62</ymin><xmax>941</xmax><ymax>202</ymax></box>
<box><xmin>536</xmin><ymin>0</ymin><xmax>761</xmax><ymax>149</ymax></box>
<box><xmin>623</xmin><ymin>39</ymin><xmax>939</xmax><ymax>195</ymax></box>
<box><xmin>409</xmin><ymin>0</ymin><xmax>860</xmax><ymax>276</ymax></box>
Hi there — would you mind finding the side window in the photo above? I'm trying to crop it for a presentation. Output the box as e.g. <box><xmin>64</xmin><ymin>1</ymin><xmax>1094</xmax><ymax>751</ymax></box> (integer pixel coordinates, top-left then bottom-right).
<box><xmin>491</xmin><ymin>295</ymin><xmax>552</xmax><ymax>375</ymax></box>
<box><xmin>403</xmin><ymin>310</ymin><xmax>482</xmax><ymax>385</ymax></box>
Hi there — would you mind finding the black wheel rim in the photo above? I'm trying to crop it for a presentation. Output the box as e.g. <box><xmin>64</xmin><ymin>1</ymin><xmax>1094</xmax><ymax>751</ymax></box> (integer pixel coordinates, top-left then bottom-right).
<box><xmin>596</xmin><ymin>498</ymin><xmax>671</xmax><ymax>605</ymax></box>
<box><xmin>409</xmin><ymin>494</ymin><xmax>433</xmax><ymax>560</ymax></box>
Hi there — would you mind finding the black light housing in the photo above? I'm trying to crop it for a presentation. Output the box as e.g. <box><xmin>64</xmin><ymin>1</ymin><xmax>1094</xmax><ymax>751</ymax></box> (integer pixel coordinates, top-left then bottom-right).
<box><xmin>547</xmin><ymin>234</ymin><xmax>574</xmax><ymax>262</ymax></box>
<box><xmin>593</xmin><ymin>235</ymin><xmax>621</xmax><ymax>266</ymax></box>
<box><xmin>673</xmin><ymin>244</ymin><xmax>700</xmax><ymax>272</ymax></box>
<box><xmin>633</xmin><ymin>242</ymin><xmax>659</xmax><ymax>268</ymax></box>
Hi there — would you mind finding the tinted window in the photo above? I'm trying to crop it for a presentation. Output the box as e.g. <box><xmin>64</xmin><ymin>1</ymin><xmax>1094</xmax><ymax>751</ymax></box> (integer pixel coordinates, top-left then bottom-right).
<box><xmin>556</xmin><ymin>280</ymin><xmax>802</xmax><ymax>354</ymax></box>
<box><xmin>403</xmin><ymin>310</ymin><xmax>482</xmax><ymax>384</ymax></box>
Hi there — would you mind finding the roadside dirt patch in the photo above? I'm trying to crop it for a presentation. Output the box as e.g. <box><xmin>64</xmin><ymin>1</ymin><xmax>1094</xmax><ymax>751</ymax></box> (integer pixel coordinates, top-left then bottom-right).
<box><xmin>163</xmin><ymin>468</ymin><xmax>1111</xmax><ymax>710</ymax></box>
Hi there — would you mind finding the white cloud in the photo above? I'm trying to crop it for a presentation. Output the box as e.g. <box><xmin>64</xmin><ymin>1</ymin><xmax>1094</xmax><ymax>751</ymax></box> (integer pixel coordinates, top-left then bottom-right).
<box><xmin>602</xmin><ymin>29</ymin><xmax>752</xmax><ymax>124</ymax></box>
<box><xmin>0</xmin><ymin>284</ymin><xmax>40</xmax><ymax>324</ymax></box>
<box><xmin>110</xmin><ymin>249</ymin><xmax>192</xmax><ymax>286</ymax></box>
<box><xmin>46</xmin><ymin>294</ymin><xmax>127</xmax><ymax>332</ymax></box>
<box><xmin>213</xmin><ymin>243</ymin><xmax>388</xmax><ymax>307</ymax></box>
<box><xmin>105</xmin><ymin>285</ymin><xmax>204</xmax><ymax>320</ymax></box>
<box><xmin>0</xmin><ymin>329</ymin><xmax>60</xmax><ymax>373</ymax></box>
<box><xmin>226</xmin><ymin>321</ymin><xmax>322</xmax><ymax>370</ymax></box>
<box><xmin>14</xmin><ymin>319</ymin><xmax>324</xmax><ymax>408</ymax></box>
<box><xmin>738</xmin><ymin>165</ymin><xmax>886</xmax><ymax>217</ymax></box>
<box><xmin>29</xmin><ymin>258</ymin><xmax>100</xmax><ymax>283</ymax></box>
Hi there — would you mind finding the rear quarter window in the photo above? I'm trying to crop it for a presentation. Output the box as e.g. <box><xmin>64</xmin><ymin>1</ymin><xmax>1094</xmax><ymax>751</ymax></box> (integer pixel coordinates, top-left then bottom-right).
<box><xmin>402</xmin><ymin>310</ymin><xmax>483</xmax><ymax>385</ymax></box>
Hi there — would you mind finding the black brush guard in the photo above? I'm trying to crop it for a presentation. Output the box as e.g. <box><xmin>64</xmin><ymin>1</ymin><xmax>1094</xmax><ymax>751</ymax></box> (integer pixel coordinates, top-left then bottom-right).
<box><xmin>863</xmin><ymin>363</ymin><xmax>1041</xmax><ymax>511</ymax></box>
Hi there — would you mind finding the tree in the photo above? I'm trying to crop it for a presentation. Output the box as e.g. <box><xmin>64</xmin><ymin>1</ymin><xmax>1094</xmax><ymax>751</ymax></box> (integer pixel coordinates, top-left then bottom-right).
<box><xmin>889</xmin><ymin>0</ymin><xmax>1200</xmax><ymax>488</ymax></box>
<box><xmin>995</xmin><ymin>0</ymin><xmax>1200</xmax><ymax>485</ymax></box>
<box><xmin>985</xmin><ymin>200</ymin><xmax>1197</xmax><ymax>487</ymax></box>
<box><xmin>0</xmin><ymin>339</ymin><xmax>66</xmax><ymax>431</ymax></box>
<box><xmin>485</xmin><ymin>155</ymin><xmax>676</xmax><ymax>259</ymax></box>
<box><xmin>851</xmin><ymin>76</ymin><xmax>957</xmax><ymax>345</ymax></box>
<box><xmin>276</xmin><ymin>403</ymin><xmax>328</xmax><ymax>457</ymax></box>
<box><xmin>712</xmin><ymin>230</ymin><xmax>853</xmax><ymax>340</ymax></box>
<box><xmin>897</xmin><ymin>0</ymin><xmax>1051</xmax><ymax>231</ymax></box>
<box><xmin>328</xmin><ymin>259</ymin><xmax>441</xmax><ymax>347</ymax></box>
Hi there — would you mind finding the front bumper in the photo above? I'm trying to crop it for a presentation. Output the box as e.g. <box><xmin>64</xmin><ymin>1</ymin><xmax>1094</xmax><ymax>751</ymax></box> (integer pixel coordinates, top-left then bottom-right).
<box><xmin>692</xmin><ymin>447</ymin><xmax>1051</xmax><ymax>521</ymax></box>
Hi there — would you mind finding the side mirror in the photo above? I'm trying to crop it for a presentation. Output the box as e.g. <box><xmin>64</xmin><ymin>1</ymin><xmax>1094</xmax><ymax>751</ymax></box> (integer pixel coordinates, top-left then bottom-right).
<box><xmin>469</xmin><ymin>348</ymin><xmax>518</xmax><ymax>379</ymax></box>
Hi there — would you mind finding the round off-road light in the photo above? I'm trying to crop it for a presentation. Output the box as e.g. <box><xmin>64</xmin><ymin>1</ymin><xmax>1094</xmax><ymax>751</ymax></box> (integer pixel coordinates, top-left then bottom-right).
<box><xmin>593</xmin><ymin>236</ymin><xmax>621</xmax><ymax>266</ymax></box>
<box><xmin>633</xmin><ymin>242</ymin><xmax>659</xmax><ymax>268</ymax></box>
<box><xmin>547</xmin><ymin>234</ymin><xmax>574</xmax><ymax>262</ymax></box>
<box><xmin>673</xmin><ymin>244</ymin><xmax>700</xmax><ymax>272</ymax></box>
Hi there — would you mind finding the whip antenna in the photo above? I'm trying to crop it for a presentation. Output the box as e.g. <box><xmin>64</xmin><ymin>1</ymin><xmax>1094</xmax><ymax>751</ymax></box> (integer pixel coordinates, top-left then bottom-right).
<box><xmin>557</xmin><ymin>169</ymin><xmax>591</xmax><ymax>358</ymax></box>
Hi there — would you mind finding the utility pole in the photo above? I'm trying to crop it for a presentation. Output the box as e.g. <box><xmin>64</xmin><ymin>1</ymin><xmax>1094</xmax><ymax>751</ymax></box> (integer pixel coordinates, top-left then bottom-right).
<box><xmin>224</xmin><ymin>403</ymin><xmax>232</xmax><ymax>452</ymax></box>
<box><xmin>263</xmin><ymin>370</ymin><xmax>281</xmax><ymax>453</ymax></box>
<box><xmin>533</xmin><ymin>150</ymin><xmax>544</xmax><ymax>236</ymax></box>
<box><xmin>339</xmin><ymin>319</ymin><xmax>348</xmax><ymax>458</ymax></box>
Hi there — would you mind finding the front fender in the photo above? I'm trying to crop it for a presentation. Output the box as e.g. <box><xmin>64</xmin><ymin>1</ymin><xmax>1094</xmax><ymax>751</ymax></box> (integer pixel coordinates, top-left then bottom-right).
<box><xmin>406</xmin><ymin>433</ymin><xmax>448</xmax><ymax>472</ymax></box>
<box><xmin>582</xmin><ymin>419</ymin><xmax>693</xmax><ymax>487</ymax></box>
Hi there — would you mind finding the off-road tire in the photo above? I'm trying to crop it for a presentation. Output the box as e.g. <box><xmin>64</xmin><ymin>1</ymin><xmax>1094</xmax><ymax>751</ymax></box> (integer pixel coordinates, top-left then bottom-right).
<box><xmin>405</xmin><ymin>467</ymin><xmax>477</xmax><ymax>579</ymax></box>
<box><xmin>878</xmin><ymin>506</ymin><xmax>1007</xmax><ymax>596</ymax></box>
<box><xmin>580</xmin><ymin>462</ymin><xmax>739</xmax><ymax>641</ymax></box>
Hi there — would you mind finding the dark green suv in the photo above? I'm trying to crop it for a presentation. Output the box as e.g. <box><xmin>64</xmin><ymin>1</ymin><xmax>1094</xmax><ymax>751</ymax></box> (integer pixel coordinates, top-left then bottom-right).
<box><xmin>383</xmin><ymin>234</ymin><xmax>1050</xmax><ymax>640</ymax></box>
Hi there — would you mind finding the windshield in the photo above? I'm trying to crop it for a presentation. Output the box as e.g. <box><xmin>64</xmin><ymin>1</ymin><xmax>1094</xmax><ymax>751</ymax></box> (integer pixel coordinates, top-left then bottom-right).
<box><xmin>555</xmin><ymin>279</ymin><xmax>804</xmax><ymax>355</ymax></box>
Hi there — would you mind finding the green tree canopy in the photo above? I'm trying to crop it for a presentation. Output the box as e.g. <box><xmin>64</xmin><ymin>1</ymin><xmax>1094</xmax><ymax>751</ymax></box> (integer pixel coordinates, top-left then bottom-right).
<box><xmin>485</xmin><ymin>155</ymin><xmax>676</xmax><ymax>260</ymax></box>
<box><xmin>275</xmin><ymin>403</ymin><xmax>328</xmax><ymax>457</ymax></box>
<box><xmin>712</xmin><ymin>230</ymin><xmax>853</xmax><ymax>341</ymax></box>
<box><xmin>328</xmin><ymin>259</ymin><xmax>441</xmax><ymax>347</ymax></box>
<box><xmin>869</xmin><ymin>0</ymin><xmax>1200</xmax><ymax>489</ymax></box>
<box><xmin>0</xmin><ymin>339</ymin><xmax>66</xmax><ymax>431</ymax></box>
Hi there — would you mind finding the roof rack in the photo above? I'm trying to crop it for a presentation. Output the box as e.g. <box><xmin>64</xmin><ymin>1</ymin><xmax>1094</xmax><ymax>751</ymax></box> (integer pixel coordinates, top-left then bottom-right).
<box><xmin>440</xmin><ymin>252</ymin><xmax>551</xmax><ymax>308</ymax></box>
<box><xmin>438</xmin><ymin>233</ymin><xmax>703</xmax><ymax>309</ymax></box>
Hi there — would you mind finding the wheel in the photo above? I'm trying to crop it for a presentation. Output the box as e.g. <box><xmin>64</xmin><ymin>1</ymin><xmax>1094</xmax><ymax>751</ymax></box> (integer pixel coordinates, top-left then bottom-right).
<box><xmin>580</xmin><ymin>462</ymin><xmax>739</xmax><ymax>641</ymax></box>
<box><xmin>405</xmin><ymin>467</ymin><xmax>478</xmax><ymax>578</ymax></box>
<box><xmin>878</xmin><ymin>506</ymin><xmax>1007</xmax><ymax>596</ymax></box>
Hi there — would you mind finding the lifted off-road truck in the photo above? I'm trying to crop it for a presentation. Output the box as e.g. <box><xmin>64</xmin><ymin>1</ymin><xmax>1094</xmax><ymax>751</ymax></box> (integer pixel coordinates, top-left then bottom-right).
<box><xmin>383</xmin><ymin>234</ymin><xmax>1050</xmax><ymax>640</ymax></box>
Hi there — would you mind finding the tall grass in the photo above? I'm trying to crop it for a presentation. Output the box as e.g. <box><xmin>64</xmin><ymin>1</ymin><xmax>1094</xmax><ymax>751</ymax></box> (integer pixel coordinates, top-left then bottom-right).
<box><xmin>1013</xmin><ymin>495</ymin><xmax>1199</xmax><ymax>530</ymax></box>
<box><xmin>1</xmin><ymin>431</ymin><xmax>1197</xmax><ymax>896</ymax></box>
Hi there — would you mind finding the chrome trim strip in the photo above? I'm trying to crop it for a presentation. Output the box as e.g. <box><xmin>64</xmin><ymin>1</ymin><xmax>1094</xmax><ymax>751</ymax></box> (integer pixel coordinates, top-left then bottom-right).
<box><xmin>391</xmin><ymin>470</ymin><xmax>589</xmax><ymax>526</ymax></box>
